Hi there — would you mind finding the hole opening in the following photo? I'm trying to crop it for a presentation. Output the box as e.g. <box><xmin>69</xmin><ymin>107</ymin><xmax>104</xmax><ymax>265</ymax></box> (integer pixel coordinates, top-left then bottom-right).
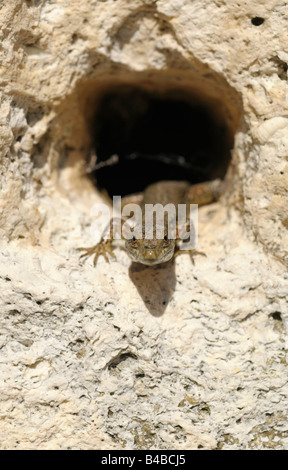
<box><xmin>91</xmin><ymin>82</ymin><xmax>238</xmax><ymax>197</ymax></box>
<box><xmin>53</xmin><ymin>69</ymin><xmax>242</xmax><ymax>199</ymax></box>
<box><xmin>251</xmin><ymin>17</ymin><xmax>265</xmax><ymax>26</ymax></box>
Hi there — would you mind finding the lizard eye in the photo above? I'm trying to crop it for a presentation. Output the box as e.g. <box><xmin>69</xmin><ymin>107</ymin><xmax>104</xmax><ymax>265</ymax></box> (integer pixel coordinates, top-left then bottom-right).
<box><xmin>128</xmin><ymin>236</ymin><xmax>137</xmax><ymax>247</ymax></box>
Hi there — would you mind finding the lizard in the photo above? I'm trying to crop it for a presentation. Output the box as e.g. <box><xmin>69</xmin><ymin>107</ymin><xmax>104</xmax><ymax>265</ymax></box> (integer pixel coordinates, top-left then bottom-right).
<box><xmin>78</xmin><ymin>179</ymin><xmax>223</xmax><ymax>266</ymax></box>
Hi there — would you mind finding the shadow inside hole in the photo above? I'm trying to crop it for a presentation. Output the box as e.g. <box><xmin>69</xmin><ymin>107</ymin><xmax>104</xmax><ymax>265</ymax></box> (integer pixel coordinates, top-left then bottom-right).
<box><xmin>92</xmin><ymin>86</ymin><xmax>232</xmax><ymax>197</ymax></box>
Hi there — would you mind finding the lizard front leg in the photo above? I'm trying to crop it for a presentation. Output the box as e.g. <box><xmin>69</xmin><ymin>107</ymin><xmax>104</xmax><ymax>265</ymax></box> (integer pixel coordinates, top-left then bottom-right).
<box><xmin>78</xmin><ymin>218</ymin><xmax>121</xmax><ymax>265</ymax></box>
<box><xmin>174</xmin><ymin>246</ymin><xmax>206</xmax><ymax>264</ymax></box>
<box><xmin>78</xmin><ymin>238</ymin><xmax>116</xmax><ymax>265</ymax></box>
<box><xmin>78</xmin><ymin>193</ymin><xmax>144</xmax><ymax>266</ymax></box>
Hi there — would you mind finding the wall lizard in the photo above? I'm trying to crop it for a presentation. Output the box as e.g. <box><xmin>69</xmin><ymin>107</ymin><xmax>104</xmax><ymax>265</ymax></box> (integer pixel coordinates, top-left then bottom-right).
<box><xmin>78</xmin><ymin>179</ymin><xmax>223</xmax><ymax>266</ymax></box>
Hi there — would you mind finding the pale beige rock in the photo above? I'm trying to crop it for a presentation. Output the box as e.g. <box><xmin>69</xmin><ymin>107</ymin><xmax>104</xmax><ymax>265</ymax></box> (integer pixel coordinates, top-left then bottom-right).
<box><xmin>0</xmin><ymin>0</ymin><xmax>288</xmax><ymax>450</ymax></box>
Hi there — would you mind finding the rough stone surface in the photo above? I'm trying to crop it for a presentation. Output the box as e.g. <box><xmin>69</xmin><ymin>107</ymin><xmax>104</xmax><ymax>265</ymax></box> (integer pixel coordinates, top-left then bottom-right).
<box><xmin>0</xmin><ymin>0</ymin><xmax>288</xmax><ymax>450</ymax></box>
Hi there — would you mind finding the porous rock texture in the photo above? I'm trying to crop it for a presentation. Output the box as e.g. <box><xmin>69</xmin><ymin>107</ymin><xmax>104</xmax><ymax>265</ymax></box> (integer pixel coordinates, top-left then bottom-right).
<box><xmin>0</xmin><ymin>0</ymin><xmax>288</xmax><ymax>450</ymax></box>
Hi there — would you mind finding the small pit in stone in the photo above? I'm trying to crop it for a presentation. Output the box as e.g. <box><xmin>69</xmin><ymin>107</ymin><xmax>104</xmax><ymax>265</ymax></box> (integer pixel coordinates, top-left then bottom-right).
<box><xmin>91</xmin><ymin>84</ymin><xmax>235</xmax><ymax>198</ymax></box>
<box><xmin>251</xmin><ymin>17</ymin><xmax>265</xmax><ymax>26</ymax></box>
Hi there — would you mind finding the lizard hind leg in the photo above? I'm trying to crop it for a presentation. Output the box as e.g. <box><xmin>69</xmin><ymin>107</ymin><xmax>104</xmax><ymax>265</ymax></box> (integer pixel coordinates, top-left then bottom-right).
<box><xmin>187</xmin><ymin>178</ymin><xmax>224</xmax><ymax>206</ymax></box>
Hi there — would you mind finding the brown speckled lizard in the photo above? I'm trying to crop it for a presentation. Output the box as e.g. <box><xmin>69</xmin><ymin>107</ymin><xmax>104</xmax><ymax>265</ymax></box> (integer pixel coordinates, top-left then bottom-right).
<box><xmin>78</xmin><ymin>179</ymin><xmax>223</xmax><ymax>266</ymax></box>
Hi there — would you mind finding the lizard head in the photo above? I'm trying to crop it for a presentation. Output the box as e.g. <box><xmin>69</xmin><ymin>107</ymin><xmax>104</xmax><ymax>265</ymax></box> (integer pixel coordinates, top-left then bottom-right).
<box><xmin>125</xmin><ymin>233</ymin><xmax>176</xmax><ymax>266</ymax></box>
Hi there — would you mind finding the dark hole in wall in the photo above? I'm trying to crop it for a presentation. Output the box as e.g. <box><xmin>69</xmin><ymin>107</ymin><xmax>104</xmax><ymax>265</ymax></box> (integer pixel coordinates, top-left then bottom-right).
<box><xmin>251</xmin><ymin>17</ymin><xmax>265</xmax><ymax>26</ymax></box>
<box><xmin>92</xmin><ymin>85</ymin><xmax>233</xmax><ymax>198</ymax></box>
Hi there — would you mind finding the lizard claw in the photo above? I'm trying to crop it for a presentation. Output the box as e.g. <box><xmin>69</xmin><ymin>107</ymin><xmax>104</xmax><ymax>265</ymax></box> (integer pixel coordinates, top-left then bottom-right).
<box><xmin>77</xmin><ymin>240</ymin><xmax>116</xmax><ymax>266</ymax></box>
<box><xmin>174</xmin><ymin>248</ymin><xmax>206</xmax><ymax>264</ymax></box>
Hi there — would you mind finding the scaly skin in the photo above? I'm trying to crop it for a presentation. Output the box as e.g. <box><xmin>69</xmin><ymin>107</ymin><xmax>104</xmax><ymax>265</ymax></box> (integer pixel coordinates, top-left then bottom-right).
<box><xmin>78</xmin><ymin>179</ymin><xmax>223</xmax><ymax>266</ymax></box>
